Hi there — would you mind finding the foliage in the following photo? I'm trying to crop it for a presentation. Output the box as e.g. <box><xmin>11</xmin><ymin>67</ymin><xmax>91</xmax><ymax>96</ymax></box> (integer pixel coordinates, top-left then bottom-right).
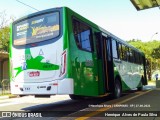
<box><xmin>0</xmin><ymin>26</ymin><xmax>10</xmax><ymax>52</ymax></box>
<box><xmin>0</xmin><ymin>11</ymin><xmax>15</xmax><ymax>52</ymax></box>
<box><xmin>152</xmin><ymin>46</ymin><xmax>160</xmax><ymax>59</ymax></box>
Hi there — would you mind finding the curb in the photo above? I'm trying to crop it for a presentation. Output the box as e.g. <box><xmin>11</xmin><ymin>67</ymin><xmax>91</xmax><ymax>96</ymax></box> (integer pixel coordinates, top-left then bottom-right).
<box><xmin>9</xmin><ymin>95</ymin><xmax>17</xmax><ymax>99</ymax></box>
<box><xmin>0</xmin><ymin>95</ymin><xmax>17</xmax><ymax>100</ymax></box>
<box><xmin>148</xmin><ymin>81</ymin><xmax>156</xmax><ymax>86</ymax></box>
<box><xmin>0</xmin><ymin>96</ymin><xmax>9</xmax><ymax>100</ymax></box>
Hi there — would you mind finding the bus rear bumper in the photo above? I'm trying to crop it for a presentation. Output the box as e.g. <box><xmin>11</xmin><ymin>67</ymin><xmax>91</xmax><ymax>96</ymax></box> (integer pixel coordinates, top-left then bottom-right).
<box><xmin>10</xmin><ymin>78</ymin><xmax>74</xmax><ymax>95</ymax></box>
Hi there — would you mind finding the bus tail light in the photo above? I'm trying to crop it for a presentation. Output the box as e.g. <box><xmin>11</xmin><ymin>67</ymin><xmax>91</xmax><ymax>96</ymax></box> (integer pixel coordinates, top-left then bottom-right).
<box><xmin>53</xmin><ymin>83</ymin><xmax>58</xmax><ymax>86</ymax></box>
<box><xmin>60</xmin><ymin>50</ymin><xmax>67</xmax><ymax>77</ymax></box>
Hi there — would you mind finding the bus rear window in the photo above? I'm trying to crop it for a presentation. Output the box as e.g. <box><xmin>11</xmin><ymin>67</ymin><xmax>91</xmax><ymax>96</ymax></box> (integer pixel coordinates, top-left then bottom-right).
<box><xmin>13</xmin><ymin>12</ymin><xmax>60</xmax><ymax>45</ymax></box>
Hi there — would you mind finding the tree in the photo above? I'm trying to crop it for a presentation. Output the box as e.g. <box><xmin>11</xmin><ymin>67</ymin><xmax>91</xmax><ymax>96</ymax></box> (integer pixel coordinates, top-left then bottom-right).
<box><xmin>0</xmin><ymin>11</ymin><xmax>15</xmax><ymax>52</ymax></box>
<box><xmin>152</xmin><ymin>45</ymin><xmax>160</xmax><ymax>59</ymax></box>
<box><xmin>0</xmin><ymin>11</ymin><xmax>8</xmax><ymax>29</ymax></box>
<box><xmin>0</xmin><ymin>27</ymin><xmax>10</xmax><ymax>52</ymax></box>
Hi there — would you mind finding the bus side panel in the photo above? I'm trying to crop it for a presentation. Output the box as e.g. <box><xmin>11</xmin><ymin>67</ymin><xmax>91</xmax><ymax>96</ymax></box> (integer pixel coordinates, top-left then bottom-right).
<box><xmin>114</xmin><ymin>60</ymin><xmax>143</xmax><ymax>91</ymax></box>
<box><xmin>67</xmin><ymin>8</ymin><xmax>99</xmax><ymax>96</ymax></box>
<box><xmin>94</xmin><ymin>32</ymin><xmax>105</xmax><ymax>95</ymax></box>
<box><xmin>63</xmin><ymin>8</ymin><xmax>72</xmax><ymax>78</ymax></box>
<box><xmin>9</xmin><ymin>24</ymin><xmax>13</xmax><ymax>82</ymax></box>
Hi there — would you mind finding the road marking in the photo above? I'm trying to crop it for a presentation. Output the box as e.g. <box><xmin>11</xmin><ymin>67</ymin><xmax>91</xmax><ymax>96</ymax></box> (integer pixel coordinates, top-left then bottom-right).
<box><xmin>75</xmin><ymin>90</ymin><xmax>152</xmax><ymax>120</ymax></box>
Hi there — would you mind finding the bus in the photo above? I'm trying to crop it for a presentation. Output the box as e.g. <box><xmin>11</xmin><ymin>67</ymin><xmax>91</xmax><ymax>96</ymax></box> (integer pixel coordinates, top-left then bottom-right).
<box><xmin>10</xmin><ymin>7</ymin><xmax>147</xmax><ymax>100</ymax></box>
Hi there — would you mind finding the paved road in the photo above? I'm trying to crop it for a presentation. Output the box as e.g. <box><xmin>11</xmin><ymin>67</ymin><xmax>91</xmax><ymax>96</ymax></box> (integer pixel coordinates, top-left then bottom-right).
<box><xmin>62</xmin><ymin>89</ymin><xmax>160</xmax><ymax>120</ymax></box>
<box><xmin>60</xmin><ymin>85</ymin><xmax>159</xmax><ymax>120</ymax></box>
<box><xmin>0</xmin><ymin>84</ymin><xmax>158</xmax><ymax>120</ymax></box>
<box><xmin>0</xmin><ymin>94</ymin><xmax>116</xmax><ymax>120</ymax></box>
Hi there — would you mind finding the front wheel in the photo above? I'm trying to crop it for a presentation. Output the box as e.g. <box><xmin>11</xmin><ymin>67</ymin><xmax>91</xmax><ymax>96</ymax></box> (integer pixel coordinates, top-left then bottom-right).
<box><xmin>112</xmin><ymin>79</ymin><xmax>122</xmax><ymax>99</ymax></box>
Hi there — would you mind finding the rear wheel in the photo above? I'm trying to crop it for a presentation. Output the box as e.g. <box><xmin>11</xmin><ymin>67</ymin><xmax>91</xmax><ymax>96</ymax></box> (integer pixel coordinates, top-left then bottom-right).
<box><xmin>69</xmin><ymin>94</ymin><xmax>85</xmax><ymax>100</ymax></box>
<box><xmin>137</xmin><ymin>77</ymin><xmax>143</xmax><ymax>91</ymax></box>
<box><xmin>112</xmin><ymin>79</ymin><xmax>122</xmax><ymax>99</ymax></box>
<box><xmin>137</xmin><ymin>86</ymin><xmax>143</xmax><ymax>91</ymax></box>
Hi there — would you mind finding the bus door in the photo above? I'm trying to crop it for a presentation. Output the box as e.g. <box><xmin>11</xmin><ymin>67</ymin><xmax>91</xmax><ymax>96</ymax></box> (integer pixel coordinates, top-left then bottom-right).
<box><xmin>96</xmin><ymin>32</ymin><xmax>114</xmax><ymax>93</ymax></box>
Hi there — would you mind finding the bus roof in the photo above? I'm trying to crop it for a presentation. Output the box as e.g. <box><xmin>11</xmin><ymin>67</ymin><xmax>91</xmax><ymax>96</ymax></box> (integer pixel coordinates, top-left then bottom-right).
<box><xmin>13</xmin><ymin>7</ymin><xmax>63</xmax><ymax>24</ymax></box>
<box><xmin>13</xmin><ymin>6</ymin><xmax>144</xmax><ymax>55</ymax></box>
<box><xmin>65</xmin><ymin>7</ymin><xmax>144</xmax><ymax>55</ymax></box>
<box><xmin>99</xmin><ymin>27</ymin><xmax>144</xmax><ymax>54</ymax></box>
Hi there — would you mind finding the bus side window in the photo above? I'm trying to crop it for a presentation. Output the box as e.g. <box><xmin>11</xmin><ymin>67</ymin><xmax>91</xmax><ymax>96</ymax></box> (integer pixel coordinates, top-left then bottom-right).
<box><xmin>135</xmin><ymin>52</ymin><xmax>140</xmax><ymax>64</ymax></box>
<box><xmin>126</xmin><ymin>46</ymin><xmax>130</xmax><ymax>62</ymax></box>
<box><xmin>132</xmin><ymin>50</ymin><xmax>136</xmax><ymax>63</ymax></box>
<box><xmin>73</xmin><ymin>21</ymin><xmax>81</xmax><ymax>48</ymax></box>
<box><xmin>117</xmin><ymin>42</ymin><xmax>120</xmax><ymax>59</ymax></box>
<box><xmin>112</xmin><ymin>39</ymin><xmax>118</xmax><ymax>59</ymax></box>
<box><xmin>128</xmin><ymin>48</ymin><xmax>134</xmax><ymax>63</ymax></box>
<box><xmin>135</xmin><ymin>52</ymin><xmax>137</xmax><ymax>64</ymax></box>
<box><xmin>121</xmin><ymin>44</ymin><xmax>126</xmax><ymax>61</ymax></box>
<box><xmin>139</xmin><ymin>54</ymin><xmax>143</xmax><ymax>65</ymax></box>
<box><xmin>72</xmin><ymin>19</ymin><xmax>92</xmax><ymax>52</ymax></box>
<box><xmin>129</xmin><ymin>48</ymin><xmax>131</xmax><ymax>62</ymax></box>
<box><xmin>118</xmin><ymin>43</ymin><xmax>123</xmax><ymax>60</ymax></box>
<box><xmin>126</xmin><ymin>47</ymin><xmax>130</xmax><ymax>62</ymax></box>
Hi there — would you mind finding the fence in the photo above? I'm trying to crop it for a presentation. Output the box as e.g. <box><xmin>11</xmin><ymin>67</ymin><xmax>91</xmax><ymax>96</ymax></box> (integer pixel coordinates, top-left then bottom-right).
<box><xmin>0</xmin><ymin>79</ymin><xmax>10</xmax><ymax>95</ymax></box>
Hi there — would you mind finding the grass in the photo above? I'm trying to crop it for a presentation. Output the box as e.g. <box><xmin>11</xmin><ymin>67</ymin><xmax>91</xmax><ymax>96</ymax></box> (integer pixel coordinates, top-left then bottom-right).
<box><xmin>0</xmin><ymin>93</ymin><xmax>17</xmax><ymax>99</ymax></box>
<box><xmin>0</xmin><ymin>93</ymin><xmax>11</xmax><ymax>96</ymax></box>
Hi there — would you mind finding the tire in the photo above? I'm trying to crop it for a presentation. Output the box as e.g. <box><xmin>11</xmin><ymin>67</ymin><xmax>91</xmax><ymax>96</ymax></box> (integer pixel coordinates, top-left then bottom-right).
<box><xmin>113</xmin><ymin>79</ymin><xmax>122</xmax><ymax>99</ymax></box>
<box><xmin>69</xmin><ymin>94</ymin><xmax>84</xmax><ymax>100</ymax></box>
<box><xmin>137</xmin><ymin>77</ymin><xmax>143</xmax><ymax>91</ymax></box>
<box><xmin>18</xmin><ymin>95</ymin><xmax>26</xmax><ymax>97</ymax></box>
<box><xmin>137</xmin><ymin>86</ymin><xmax>143</xmax><ymax>91</ymax></box>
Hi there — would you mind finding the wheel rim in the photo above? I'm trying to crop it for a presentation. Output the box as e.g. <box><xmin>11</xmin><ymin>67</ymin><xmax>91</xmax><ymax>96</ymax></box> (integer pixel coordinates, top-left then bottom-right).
<box><xmin>115</xmin><ymin>81</ymin><xmax>121</xmax><ymax>98</ymax></box>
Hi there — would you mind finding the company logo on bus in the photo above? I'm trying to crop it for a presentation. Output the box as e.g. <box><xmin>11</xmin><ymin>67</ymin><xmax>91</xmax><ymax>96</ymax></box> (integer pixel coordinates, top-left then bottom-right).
<box><xmin>28</xmin><ymin>71</ymin><xmax>40</xmax><ymax>77</ymax></box>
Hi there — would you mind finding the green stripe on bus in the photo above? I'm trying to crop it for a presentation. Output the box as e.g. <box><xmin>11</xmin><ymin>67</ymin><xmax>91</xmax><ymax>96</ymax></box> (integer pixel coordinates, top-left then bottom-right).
<box><xmin>14</xmin><ymin>48</ymin><xmax>59</xmax><ymax>77</ymax></box>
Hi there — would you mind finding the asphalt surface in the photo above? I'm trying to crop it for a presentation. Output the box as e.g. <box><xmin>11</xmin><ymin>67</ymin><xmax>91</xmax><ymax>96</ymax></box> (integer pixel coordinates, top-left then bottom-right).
<box><xmin>62</xmin><ymin>89</ymin><xmax>160</xmax><ymax>120</ymax></box>
<box><xmin>0</xmin><ymin>82</ymin><xmax>159</xmax><ymax>120</ymax></box>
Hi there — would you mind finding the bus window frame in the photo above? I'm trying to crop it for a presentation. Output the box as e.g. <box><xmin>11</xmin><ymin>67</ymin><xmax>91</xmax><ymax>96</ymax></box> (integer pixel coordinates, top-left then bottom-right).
<box><xmin>12</xmin><ymin>9</ymin><xmax>63</xmax><ymax>48</ymax></box>
<box><xmin>72</xmin><ymin>17</ymin><xmax>94</xmax><ymax>53</ymax></box>
<box><xmin>111</xmin><ymin>38</ymin><xmax>119</xmax><ymax>59</ymax></box>
<box><xmin>118</xmin><ymin>43</ymin><xmax>123</xmax><ymax>60</ymax></box>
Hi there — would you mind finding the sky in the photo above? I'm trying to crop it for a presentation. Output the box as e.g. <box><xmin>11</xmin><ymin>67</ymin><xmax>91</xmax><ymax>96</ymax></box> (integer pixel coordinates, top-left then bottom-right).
<box><xmin>1</xmin><ymin>0</ymin><xmax>160</xmax><ymax>42</ymax></box>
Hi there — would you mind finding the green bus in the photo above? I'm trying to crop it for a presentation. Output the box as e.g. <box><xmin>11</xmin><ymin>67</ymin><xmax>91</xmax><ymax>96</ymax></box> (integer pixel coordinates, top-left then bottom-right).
<box><xmin>10</xmin><ymin>7</ymin><xmax>147</xmax><ymax>99</ymax></box>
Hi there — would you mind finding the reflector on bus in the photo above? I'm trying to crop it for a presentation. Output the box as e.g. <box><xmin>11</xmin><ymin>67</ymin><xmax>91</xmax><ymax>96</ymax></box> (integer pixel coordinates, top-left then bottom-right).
<box><xmin>60</xmin><ymin>50</ymin><xmax>67</xmax><ymax>77</ymax></box>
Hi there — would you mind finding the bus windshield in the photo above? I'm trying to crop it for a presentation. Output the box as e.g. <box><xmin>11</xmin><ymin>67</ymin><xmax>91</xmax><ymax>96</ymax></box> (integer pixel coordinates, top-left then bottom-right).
<box><xmin>13</xmin><ymin>12</ymin><xmax>60</xmax><ymax>46</ymax></box>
